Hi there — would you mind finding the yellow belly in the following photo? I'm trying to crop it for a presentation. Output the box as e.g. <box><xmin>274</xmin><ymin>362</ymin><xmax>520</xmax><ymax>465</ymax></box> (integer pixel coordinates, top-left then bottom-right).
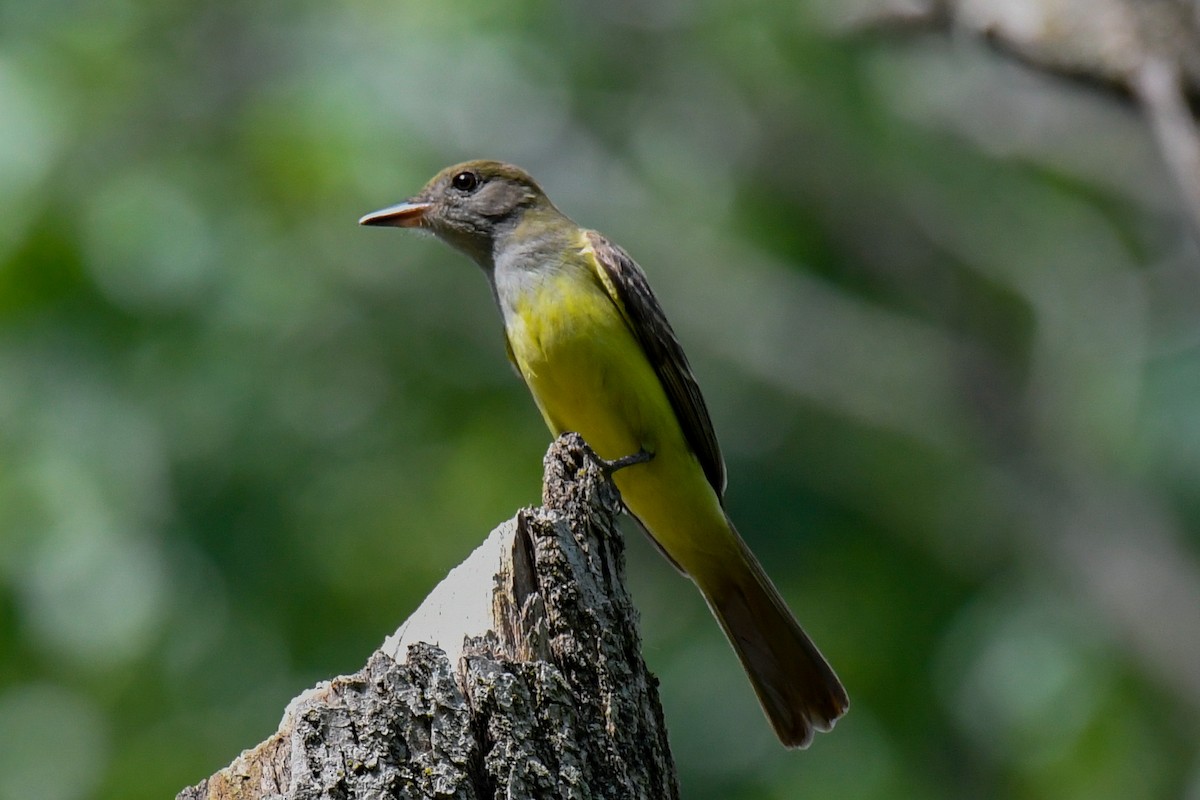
<box><xmin>505</xmin><ymin>273</ymin><xmax>734</xmax><ymax>573</ymax></box>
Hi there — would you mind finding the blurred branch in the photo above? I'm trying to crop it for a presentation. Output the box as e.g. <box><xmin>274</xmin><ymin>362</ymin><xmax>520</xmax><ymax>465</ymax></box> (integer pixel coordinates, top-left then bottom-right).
<box><xmin>176</xmin><ymin>433</ymin><xmax>679</xmax><ymax>800</ymax></box>
<box><xmin>1134</xmin><ymin>56</ymin><xmax>1200</xmax><ymax>242</ymax></box>
<box><xmin>1050</xmin><ymin>482</ymin><xmax>1200</xmax><ymax>713</ymax></box>
<box><xmin>854</xmin><ymin>0</ymin><xmax>1200</xmax><ymax>243</ymax></box>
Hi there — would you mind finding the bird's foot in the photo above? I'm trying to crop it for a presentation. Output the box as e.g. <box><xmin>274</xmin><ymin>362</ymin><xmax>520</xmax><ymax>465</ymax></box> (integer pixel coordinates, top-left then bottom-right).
<box><xmin>598</xmin><ymin>448</ymin><xmax>654</xmax><ymax>477</ymax></box>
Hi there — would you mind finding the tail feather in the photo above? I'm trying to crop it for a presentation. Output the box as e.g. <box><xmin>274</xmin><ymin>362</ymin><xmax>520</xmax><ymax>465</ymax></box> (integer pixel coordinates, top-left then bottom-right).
<box><xmin>699</xmin><ymin>520</ymin><xmax>847</xmax><ymax>748</ymax></box>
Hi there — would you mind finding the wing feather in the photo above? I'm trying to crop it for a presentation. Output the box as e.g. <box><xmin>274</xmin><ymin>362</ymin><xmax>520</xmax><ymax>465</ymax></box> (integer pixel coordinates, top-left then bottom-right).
<box><xmin>583</xmin><ymin>230</ymin><xmax>727</xmax><ymax>497</ymax></box>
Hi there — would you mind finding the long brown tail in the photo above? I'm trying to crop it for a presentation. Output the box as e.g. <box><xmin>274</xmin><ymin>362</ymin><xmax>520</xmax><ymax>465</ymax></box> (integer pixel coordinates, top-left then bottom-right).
<box><xmin>697</xmin><ymin>518</ymin><xmax>848</xmax><ymax>748</ymax></box>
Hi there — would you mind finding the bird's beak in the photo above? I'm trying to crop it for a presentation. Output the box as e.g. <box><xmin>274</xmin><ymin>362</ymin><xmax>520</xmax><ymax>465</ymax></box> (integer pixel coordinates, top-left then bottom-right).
<box><xmin>358</xmin><ymin>201</ymin><xmax>432</xmax><ymax>228</ymax></box>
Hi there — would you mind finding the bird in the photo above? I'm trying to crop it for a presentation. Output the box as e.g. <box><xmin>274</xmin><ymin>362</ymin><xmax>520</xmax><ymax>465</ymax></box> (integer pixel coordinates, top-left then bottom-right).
<box><xmin>360</xmin><ymin>160</ymin><xmax>847</xmax><ymax>748</ymax></box>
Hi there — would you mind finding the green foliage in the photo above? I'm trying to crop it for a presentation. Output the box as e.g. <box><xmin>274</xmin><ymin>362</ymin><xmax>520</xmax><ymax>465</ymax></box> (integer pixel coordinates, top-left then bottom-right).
<box><xmin>1</xmin><ymin>1</ymin><xmax>1197</xmax><ymax>798</ymax></box>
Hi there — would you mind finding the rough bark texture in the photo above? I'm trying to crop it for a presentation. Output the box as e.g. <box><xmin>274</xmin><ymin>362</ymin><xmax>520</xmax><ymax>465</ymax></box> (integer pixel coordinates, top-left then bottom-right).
<box><xmin>177</xmin><ymin>433</ymin><xmax>679</xmax><ymax>800</ymax></box>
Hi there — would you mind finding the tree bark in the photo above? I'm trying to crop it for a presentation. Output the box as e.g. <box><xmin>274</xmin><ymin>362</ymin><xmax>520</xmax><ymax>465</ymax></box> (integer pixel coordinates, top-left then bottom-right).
<box><xmin>176</xmin><ymin>433</ymin><xmax>679</xmax><ymax>800</ymax></box>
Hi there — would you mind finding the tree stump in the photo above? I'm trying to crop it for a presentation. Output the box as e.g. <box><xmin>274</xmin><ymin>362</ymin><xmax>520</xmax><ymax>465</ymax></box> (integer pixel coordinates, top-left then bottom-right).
<box><xmin>176</xmin><ymin>433</ymin><xmax>680</xmax><ymax>800</ymax></box>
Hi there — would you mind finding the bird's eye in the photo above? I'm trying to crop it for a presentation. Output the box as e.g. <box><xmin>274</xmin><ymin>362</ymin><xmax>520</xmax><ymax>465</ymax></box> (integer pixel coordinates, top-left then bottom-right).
<box><xmin>451</xmin><ymin>171</ymin><xmax>480</xmax><ymax>192</ymax></box>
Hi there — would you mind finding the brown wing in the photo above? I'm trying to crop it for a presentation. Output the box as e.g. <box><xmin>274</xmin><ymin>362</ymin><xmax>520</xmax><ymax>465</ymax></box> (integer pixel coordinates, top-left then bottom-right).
<box><xmin>584</xmin><ymin>230</ymin><xmax>727</xmax><ymax>497</ymax></box>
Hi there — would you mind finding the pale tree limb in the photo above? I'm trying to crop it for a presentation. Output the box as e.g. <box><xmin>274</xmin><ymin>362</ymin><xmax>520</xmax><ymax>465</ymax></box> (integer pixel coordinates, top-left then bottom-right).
<box><xmin>849</xmin><ymin>0</ymin><xmax>1200</xmax><ymax>245</ymax></box>
<box><xmin>1134</xmin><ymin>55</ymin><xmax>1200</xmax><ymax>243</ymax></box>
<box><xmin>176</xmin><ymin>433</ymin><xmax>679</xmax><ymax>800</ymax></box>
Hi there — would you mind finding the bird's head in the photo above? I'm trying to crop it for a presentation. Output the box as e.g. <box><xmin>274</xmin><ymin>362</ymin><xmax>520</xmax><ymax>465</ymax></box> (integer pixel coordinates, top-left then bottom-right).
<box><xmin>360</xmin><ymin>160</ymin><xmax>554</xmax><ymax>268</ymax></box>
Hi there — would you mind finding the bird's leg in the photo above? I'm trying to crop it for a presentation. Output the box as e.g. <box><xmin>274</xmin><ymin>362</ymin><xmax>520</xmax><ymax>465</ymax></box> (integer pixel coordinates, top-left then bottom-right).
<box><xmin>599</xmin><ymin>447</ymin><xmax>654</xmax><ymax>476</ymax></box>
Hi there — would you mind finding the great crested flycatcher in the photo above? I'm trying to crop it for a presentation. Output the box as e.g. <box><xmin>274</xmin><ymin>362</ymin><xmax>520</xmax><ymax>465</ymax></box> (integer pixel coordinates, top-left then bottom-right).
<box><xmin>360</xmin><ymin>160</ymin><xmax>847</xmax><ymax>748</ymax></box>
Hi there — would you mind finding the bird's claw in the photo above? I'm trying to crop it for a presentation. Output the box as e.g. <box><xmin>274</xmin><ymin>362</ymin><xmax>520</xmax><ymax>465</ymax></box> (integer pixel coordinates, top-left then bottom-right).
<box><xmin>598</xmin><ymin>448</ymin><xmax>654</xmax><ymax>476</ymax></box>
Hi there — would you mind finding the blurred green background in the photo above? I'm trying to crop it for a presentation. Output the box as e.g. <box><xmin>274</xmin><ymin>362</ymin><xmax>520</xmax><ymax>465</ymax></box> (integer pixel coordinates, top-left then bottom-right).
<box><xmin>2</xmin><ymin>1</ymin><xmax>1199</xmax><ymax>798</ymax></box>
